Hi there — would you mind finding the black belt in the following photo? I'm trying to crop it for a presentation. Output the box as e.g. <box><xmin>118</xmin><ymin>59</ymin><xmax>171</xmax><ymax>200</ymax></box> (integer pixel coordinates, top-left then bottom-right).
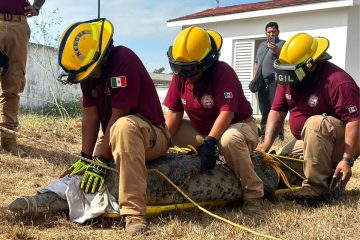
<box><xmin>0</xmin><ymin>13</ymin><xmax>26</xmax><ymax>22</ymax></box>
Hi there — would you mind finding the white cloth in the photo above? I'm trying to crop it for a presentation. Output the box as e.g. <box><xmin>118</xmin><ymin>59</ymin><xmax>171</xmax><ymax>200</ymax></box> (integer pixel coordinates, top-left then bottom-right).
<box><xmin>37</xmin><ymin>176</ymin><xmax>119</xmax><ymax>223</ymax></box>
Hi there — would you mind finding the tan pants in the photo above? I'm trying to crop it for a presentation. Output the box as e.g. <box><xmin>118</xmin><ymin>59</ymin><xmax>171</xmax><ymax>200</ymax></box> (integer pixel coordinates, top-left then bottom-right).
<box><xmin>0</xmin><ymin>18</ymin><xmax>30</xmax><ymax>136</ymax></box>
<box><xmin>172</xmin><ymin>118</ymin><xmax>264</xmax><ymax>199</ymax></box>
<box><xmin>108</xmin><ymin>115</ymin><xmax>170</xmax><ymax>216</ymax></box>
<box><xmin>278</xmin><ymin>115</ymin><xmax>346</xmax><ymax>192</ymax></box>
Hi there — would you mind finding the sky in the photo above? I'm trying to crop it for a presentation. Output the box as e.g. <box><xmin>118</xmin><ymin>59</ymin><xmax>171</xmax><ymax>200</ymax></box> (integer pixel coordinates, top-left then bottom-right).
<box><xmin>28</xmin><ymin>0</ymin><xmax>265</xmax><ymax>73</ymax></box>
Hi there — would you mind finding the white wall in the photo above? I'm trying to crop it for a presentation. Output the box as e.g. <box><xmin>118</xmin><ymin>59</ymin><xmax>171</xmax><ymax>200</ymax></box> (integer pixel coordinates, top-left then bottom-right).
<box><xmin>198</xmin><ymin>7</ymin><xmax>351</xmax><ymax>75</ymax></box>
<box><xmin>345</xmin><ymin>4</ymin><xmax>360</xmax><ymax>84</ymax></box>
<box><xmin>22</xmin><ymin>43</ymin><xmax>81</xmax><ymax>109</ymax></box>
<box><xmin>156</xmin><ymin>86</ymin><xmax>170</xmax><ymax>113</ymax></box>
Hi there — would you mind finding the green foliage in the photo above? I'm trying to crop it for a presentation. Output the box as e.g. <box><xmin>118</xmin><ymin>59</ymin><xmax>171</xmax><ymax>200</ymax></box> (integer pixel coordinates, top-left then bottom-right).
<box><xmin>153</xmin><ymin>67</ymin><xmax>165</xmax><ymax>74</ymax></box>
<box><xmin>21</xmin><ymin>99</ymin><xmax>83</xmax><ymax>118</ymax></box>
<box><xmin>42</xmin><ymin>99</ymin><xmax>83</xmax><ymax>118</ymax></box>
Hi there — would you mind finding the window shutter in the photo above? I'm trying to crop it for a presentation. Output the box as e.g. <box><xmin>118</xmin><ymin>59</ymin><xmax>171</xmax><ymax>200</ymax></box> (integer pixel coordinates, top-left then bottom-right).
<box><xmin>233</xmin><ymin>40</ymin><xmax>259</xmax><ymax>115</ymax></box>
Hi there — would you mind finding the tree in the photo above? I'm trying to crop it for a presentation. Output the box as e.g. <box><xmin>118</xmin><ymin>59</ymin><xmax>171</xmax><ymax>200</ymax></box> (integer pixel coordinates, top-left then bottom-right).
<box><xmin>153</xmin><ymin>67</ymin><xmax>165</xmax><ymax>74</ymax></box>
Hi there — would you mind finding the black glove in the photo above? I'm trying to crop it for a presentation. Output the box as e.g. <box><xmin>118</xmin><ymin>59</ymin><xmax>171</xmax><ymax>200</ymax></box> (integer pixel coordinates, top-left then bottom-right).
<box><xmin>197</xmin><ymin>136</ymin><xmax>217</xmax><ymax>171</ymax></box>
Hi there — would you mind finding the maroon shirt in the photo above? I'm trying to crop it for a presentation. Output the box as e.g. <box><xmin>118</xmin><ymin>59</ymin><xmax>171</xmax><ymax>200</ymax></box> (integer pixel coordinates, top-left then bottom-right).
<box><xmin>0</xmin><ymin>0</ymin><xmax>29</xmax><ymax>15</ymax></box>
<box><xmin>164</xmin><ymin>61</ymin><xmax>252</xmax><ymax>135</ymax></box>
<box><xmin>81</xmin><ymin>46</ymin><xmax>165</xmax><ymax>132</ymax></box>
<box><xmin>272</xmin><ymin>61</ymin><xmax>360</xmax><ymax>139</ymax></box>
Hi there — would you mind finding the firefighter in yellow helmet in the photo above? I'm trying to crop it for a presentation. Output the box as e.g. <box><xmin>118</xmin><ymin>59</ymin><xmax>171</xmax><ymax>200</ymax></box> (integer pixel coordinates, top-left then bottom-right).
<box><xmin>164</xmin><ymin>26</ymin><xmax>264</xmax><ymax>215</ymax></box>
<box><xmin>257</xmin><ymin>33</ymin><xmax>359</xmax><ymax>203</ymax></box>
<box><xmin>58</xmin><ymin>18</ymin><xmax>170</xmax><ymax>236</ymax></box>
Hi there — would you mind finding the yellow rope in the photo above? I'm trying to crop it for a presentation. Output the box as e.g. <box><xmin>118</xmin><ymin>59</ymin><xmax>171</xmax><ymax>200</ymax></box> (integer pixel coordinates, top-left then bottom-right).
<box><xmin>267</xmin><ymin>153</ymin><xmax>304</xmax><ymax>163</ymax></box>
<box><xmin>261</xmin><ymin>154</ymin><xmax>293</xmax><ymax>189</ymax></box>
<box><xmin>148</xmin><ymin>168</ymin><xmax>281</xmax><ymax>240</ymax></box>
<box><xmin>271</xmin><ymin>155</ymin><xmax>306</xmax><ymax>181</ymax></box>
<box><xmin>168</xmin><ymin>146</ymin><xmax>193</xmax><ymax>154</ymax></box>
<box><xmin>256</xmin><ymin>151</ymin><xmax>306</xmax><ymax>181</ymax></box>
<box><xmin>168</xmin><ymin>145</ymin><xmax>198</xmax><ymax>155</ymax></box>
<box><xmin>186</xmin><ymin>144</ymin><xmax>198</xmax><ymax>155</ymax></box>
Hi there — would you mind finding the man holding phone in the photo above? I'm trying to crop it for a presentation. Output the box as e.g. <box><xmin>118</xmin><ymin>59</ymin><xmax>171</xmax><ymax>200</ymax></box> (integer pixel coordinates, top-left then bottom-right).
<box><xmin>253</xmin><ymin>22</ymin><xmax>285</xmax><ymax>141</ymax></box>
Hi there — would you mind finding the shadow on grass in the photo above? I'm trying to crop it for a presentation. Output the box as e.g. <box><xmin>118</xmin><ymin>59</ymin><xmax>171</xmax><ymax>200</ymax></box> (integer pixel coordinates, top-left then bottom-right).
<box><xmin>17</xmin><ymin>142</ymin><xmax>78</xmax><ymax>168</ymax></box>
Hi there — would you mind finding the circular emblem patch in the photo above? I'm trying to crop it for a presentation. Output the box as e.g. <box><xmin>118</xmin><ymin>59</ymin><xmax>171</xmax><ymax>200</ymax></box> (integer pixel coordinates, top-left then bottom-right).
<box><xmin>308</xmin><ymin>94</ymin><xmax>318</xmax><ymax>107</ymax></box>
<box><xmin>201</xmin><ymin>94</ymin><xmax>214</xmax><ymax>109</ymax></box>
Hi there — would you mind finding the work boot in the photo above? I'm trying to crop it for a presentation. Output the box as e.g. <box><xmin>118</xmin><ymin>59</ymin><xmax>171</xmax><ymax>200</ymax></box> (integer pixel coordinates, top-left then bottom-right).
<box><xmin>242</xmin><ymin>198</ymin><xmax>263</xmax><ymax>216</ymax></box>
<box><xmin>1</xmin><ymin>136</ymin><xmax>26</xmax><ymax>157</ymax></box>
<box><xmin>124</xmin><ymin>215</ymin><xmax>150</xmax><ymax>236</ymax></box>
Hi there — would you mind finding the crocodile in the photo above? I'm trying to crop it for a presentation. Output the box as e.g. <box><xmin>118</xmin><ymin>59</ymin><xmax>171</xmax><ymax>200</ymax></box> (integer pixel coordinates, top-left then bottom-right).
<box><xmin>8</xmin><ymin>152</ymin><xmax>303</xmax><ymax>216</ymax></box>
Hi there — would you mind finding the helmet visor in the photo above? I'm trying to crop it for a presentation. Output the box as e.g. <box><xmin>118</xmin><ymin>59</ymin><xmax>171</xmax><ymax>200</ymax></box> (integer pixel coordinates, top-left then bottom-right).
<box><xmin>273</xmin><ymin>60</ymin><xmax>310</xmax><ymax>85</ymax></box>
<box><xmin>168</xmin><ymin>61</ymin><xmax>202</xmax><ymax>78</ymax></box>
<box><xmin>167</xmin><ymin>47</ymin><xmax>204</xmax><ymax>78</ymax></box>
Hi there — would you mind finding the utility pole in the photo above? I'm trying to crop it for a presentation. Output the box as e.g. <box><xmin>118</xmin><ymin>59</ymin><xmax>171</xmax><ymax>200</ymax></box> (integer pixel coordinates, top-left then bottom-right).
<box><xmin>216</xmin><ymin>0</ymin><xmax>221</xmax><ymax>8</ymax></box>
<box><xmin>98</xmin><ymin>0</ymin><xmax>100</xmax><ymax>18</ymax></box>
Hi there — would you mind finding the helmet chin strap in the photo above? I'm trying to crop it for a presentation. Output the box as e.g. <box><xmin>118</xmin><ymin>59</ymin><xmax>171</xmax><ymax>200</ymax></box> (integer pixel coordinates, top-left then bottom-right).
<box><xmin>317</xmin><ymin>52</ymin><xmax>332</xmax><ymax>62</ymax></box>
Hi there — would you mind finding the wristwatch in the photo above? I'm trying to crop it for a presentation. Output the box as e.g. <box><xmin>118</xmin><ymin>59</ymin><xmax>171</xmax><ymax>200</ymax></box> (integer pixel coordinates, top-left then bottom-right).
<box><xmin>342</xmin><ymin>157</ymin><xmax>355</xmax><ymax>167</ymax></box>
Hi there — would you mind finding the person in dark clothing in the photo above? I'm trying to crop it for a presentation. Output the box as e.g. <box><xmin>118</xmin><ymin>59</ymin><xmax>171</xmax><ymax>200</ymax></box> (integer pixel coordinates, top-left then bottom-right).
<box><xmin>253</xmin><ymin>22</ymin><xmax>285</xmax><ymax>141</ymax></box>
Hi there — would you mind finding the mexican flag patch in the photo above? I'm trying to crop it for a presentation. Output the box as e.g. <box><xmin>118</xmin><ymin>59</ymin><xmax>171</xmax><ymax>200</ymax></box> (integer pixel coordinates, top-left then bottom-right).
<box><xmin>224</xmin><ymin>92</ymin><xmax>233</xmax><ymax>99</ymax></box>
<box><xmin>111</xmin><ymin>76</ymin><xmax>127</xmax><ymax>88</ymax></box>
<box><xmin>348</xmin><ymin>106</ymin><xmax>357</xmax><ymax>113</ymax></box>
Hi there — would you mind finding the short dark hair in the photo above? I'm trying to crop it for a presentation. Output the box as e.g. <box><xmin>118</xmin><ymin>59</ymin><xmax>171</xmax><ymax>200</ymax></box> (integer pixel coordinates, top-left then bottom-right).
<box><xmin>265</xmin><ymin>22</ymin><xmax>279</xmax><ymax>31</ymax></box>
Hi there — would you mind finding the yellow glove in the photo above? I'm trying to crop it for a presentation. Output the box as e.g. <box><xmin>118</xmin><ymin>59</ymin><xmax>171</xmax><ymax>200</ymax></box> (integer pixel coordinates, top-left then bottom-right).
<box><xmin>80</xmin><ymin>156</ymin><xmax>109</xmax><ymax>193</ymax></box>
<box><xmin>60</xmin><ymin>152</ymin><xmax>91</xmax><ymax>178</ymax></box>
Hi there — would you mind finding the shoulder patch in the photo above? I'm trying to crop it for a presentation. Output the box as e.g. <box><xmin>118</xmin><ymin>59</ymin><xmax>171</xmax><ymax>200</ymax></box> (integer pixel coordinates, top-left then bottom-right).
<box><xmin>111</xmin><ymin>76</ymin><xmax>127</xmax><ymax>88</ymax></box>
<box><xmin>224</xmin><ymin>92</ymin><xmax>233</xmax><ymax>99</ymax></box>
<box><xmin>348</xmin><ymin>106</ymin><xmax>357</xmax><ymax>113</ymax></box>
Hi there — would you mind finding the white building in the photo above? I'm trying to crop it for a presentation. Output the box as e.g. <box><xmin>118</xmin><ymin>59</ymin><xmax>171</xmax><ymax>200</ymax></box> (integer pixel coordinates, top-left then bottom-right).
<box><xmin>167</xmin><ymin>0</ymin><xmax>360</xmax><ymax>115</ymax></box>
<box><xmin>22</xmin><ymin>43</ymin><xmax>80</xmax><ymax>110</ymax></box>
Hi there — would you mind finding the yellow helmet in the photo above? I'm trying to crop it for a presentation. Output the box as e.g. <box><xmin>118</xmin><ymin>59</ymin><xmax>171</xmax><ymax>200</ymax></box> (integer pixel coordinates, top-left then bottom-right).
<box><xmin>171</xmin><ymin>26</ymin><xmax>222</xmax><ymax>62</ymax></box>
<box><xmin>279</xmin><ymin>32</ymin><xmax>330</xmax><ymax>65</ymax></box>
<box><xmin>58</xmin><ymin>18</ymin><xmax>114</xmax><ymax>83</ymax></box>
<box><xmin>274</xmin><ymin>33</ymin><xmax>331</xmax><ymax>85</ymax></box>
<box><xmin>168</xmin><ymin>26</ymin><xmax>222</xmax><ymax>78</ymax></box>
<box><xmin>206</xmin><ymin>29</ymin><xmax>223</xmax><ymax>54</ymax></box>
